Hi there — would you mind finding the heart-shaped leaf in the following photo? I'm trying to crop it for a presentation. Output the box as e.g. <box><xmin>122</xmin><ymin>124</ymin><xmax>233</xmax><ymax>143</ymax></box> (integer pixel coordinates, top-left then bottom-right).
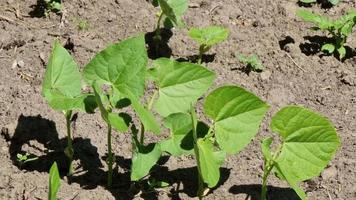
<box><xmin>204</xmin><ymin>86</ymin><xmax>269</xmax><ymax>154</ymax></box>
<box><xmin>271</xmin><ymin>106</ymin><xmax>340</xmax><ymax>182</ymax></box>
<box><xmin>83</xmin><ymin>35</ymin><xmax>147</xmax><ymax>99</ymax></box>
<box><xmin>48</xmin><ymin>162</ymin><xmax>60</xmax><ymax>200</ymax></box>
<box><xmin>150</xmin><ymin>58</ymin><xmax>215</xmax><ymax>117</ymax></box>
<box><xmin>43</xmin><ymin>41</ymin><xmax>94</xmax><ymax>112</ymax></box>
<box><xmin>158</xmin><ymin>0</ymin><xmax>188</xmax><ymax>27</ymax></box>
<box><xmin>188</xmin><ymin>26</ymin><xmax>229</xmax><ymax>47</ymax></box>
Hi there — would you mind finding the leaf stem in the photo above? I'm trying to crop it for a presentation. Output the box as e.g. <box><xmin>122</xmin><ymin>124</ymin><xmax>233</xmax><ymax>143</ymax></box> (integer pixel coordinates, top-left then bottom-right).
<box><xmin>154</xmin><ymin>12</ymin><xmax>164</xmax><ymax>42</ymax></box>
<box><xmin>64</xmin><ymin>110</ymin><xmax>74</xmax><ymax>176</ymax></box>
<box><xmin>261</xmin><ymin>161</ymin><xmax>273</xmax><ymax>200</ymax></box>
<box><xmin>107</xmin><ymin>123</ymin><xmax>113</xmax><ymax>188</ymax></box>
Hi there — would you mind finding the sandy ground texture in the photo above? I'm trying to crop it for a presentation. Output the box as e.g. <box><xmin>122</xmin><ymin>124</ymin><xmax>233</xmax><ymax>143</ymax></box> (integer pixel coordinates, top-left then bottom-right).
<box><xmin>1</xmin><ymin>0</ymin><xmax>356</xmax><ymax>199</ymax></box>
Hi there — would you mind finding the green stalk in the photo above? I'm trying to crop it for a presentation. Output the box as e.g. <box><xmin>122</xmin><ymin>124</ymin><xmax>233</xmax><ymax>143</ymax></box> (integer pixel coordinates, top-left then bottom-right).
<box><xmin>261</xmin><ymin>161</ymin><xmax>273</xmax><ymax>200</ymax></box>
<box><xmin>64</xmin><ymin>110</ymin><xmax>74</xmax><ymax>176</ymax></box>
<box><xmin>140</xmin><ymin>91</ymin><xmax>158</xmax><ymax>145</ymax></box>
<box><xmin>191</xmin><ymin>109</ymin><xmax>204</xmax><ymax>199</ymax></box>
<box><xmin>107</xmin><ymin>123</ymin><xmax>113</xmax><ymax>188</ymax></box>
<box><xmin>154</xmin><ymin>12</ymin><xmax>164</xmax><ymax>42</ymax></box>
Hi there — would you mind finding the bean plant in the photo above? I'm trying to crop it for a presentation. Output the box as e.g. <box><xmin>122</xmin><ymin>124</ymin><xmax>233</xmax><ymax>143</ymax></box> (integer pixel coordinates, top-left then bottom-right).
<box><xmin>297</xmin><ymin>9</ymin><xmax>356</xmax><ymax>59</ymax></box>
<box><xmin>188</xmin><ymin>26</ymin><xmax>229</xmax><ymax>64</ymax></box>
<box><xmin>238</xmin><ymin>53</ymin><xmax>264</xmax><ymax>72</ymax></box>
<box><xmin>42</xmin><ymin>41</ymin><xmax>96</xmax><ymax>176</ymax></box>
<box><xmin>151</xmin><ymin>0</ymin><xmax>188</xmax><ymax>41</ymax></box>
<box><xmin>17</xmin><ymin>153</ymin><xmax>38</xmax><ymax>168</ymax></box>
<box><xmin>260</xmin><ymin>106</ymin><xmax>340</xmax><ymax>200</ymax></box>
<box><xmin>49</xmin><ymin>162</ymin><xmax>60</xmax><ymax>200</ymax></box>
<box><xmin>83</xmin><ymin>35</ymin><xmax>161</xmax><ymax>187</ymax></box>
<box><xmin>44</xmin><ymin>0</ymin><xmax>61</xmax><ymax>16</ymax></box>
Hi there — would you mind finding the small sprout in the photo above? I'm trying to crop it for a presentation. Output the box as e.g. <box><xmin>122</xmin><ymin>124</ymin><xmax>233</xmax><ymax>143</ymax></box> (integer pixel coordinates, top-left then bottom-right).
<box><xmin>78</xmin><ymin>20</ymin><xmax>89</xmax><ymax>31</ymax></box>
<box><xmin>44</xmin><ymin>0</ymin><xmax>62</xmax><ymax>17</ymax></box>
<box><xmin>148</xmin><ymin>178</ymin><xmax>170</xmax><ymax>189</ymax></box>
<box><xmin>17</xmin><ymin>153</ymin><xmax>38</xmax><ymax>167</ymax></box>
<box><xmin>238</xmin><ymin>54</ymin><xmax>264</xmax><ymax>72</ymax></box>
<box><xmin>297</xmin><ymin>9</ymin><xmax>356</xmax><ymax>59</ymax></box>
<box><xmin>188</xmin><ymin>26</ymin><xmax>229</xmax><ymax>64</ymax></box>
<box><xmin>48</xmin><ymin>162</ymin><xmax>60</xmax><ymax>200</ymax></box>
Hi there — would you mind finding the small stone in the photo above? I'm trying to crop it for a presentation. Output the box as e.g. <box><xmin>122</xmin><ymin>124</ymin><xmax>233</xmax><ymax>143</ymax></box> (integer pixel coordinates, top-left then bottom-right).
<box><xmin>321</xmin><ymin>166</ymin><xmax>338</xmax><ymax>180</ymax></box>
<box><xmin>39</xmin><ymin>52</ymin><xmax>46</xmax><ymax>63</ymax></box>
<box><xmin>260</xmin><ymin>70</ymin><xmax>271</xmax><ymax>80</ymax></box>
<box><xmin>11</xmin><ymin>60</ymin><xmax>17</xmax><ymax>69</ymax></box>
<box><xmin>17</xmin><ymin>60</ymin><xmax>24</xmax><ymax>68</ymax></box>
<box><xmin>189</xmin><ymin>3</ymin><xmax>200</xmax><ymax>8</ymax></box>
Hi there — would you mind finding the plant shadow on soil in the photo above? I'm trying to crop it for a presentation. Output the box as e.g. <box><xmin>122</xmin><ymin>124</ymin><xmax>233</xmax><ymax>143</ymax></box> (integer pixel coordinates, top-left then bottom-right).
<box><xmin>297</xmin><ymin>0</ymin><xmax>334</xmax><ymax>9</ymax></box>
<box><xmin>299</xmin><ymin>35</ymin><xmax>356</xmax><ymax>61</ymax></box>
<box><xmin>3</xmin><ymin>114</ymin><xmax>232</xmax><ymax>199</ymax></box>
<box><xmin>229</xmin><ymin>184</ymin><xmax>300</xmax><ymax>200</ymax></box>
<box><xmin>145</xmin><ymin>28</ymin><xmax>173</xmax><ymax>59</ymax></box>
<box><xmin>176</xmin><ymin>54</ymin><xmax>216</xmax><ymax>64</ymax></box>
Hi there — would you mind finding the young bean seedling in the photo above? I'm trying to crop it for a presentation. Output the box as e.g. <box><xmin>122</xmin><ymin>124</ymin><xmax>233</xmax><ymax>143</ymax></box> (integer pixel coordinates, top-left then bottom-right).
<box><xmin>83</xmin><ymin>35</ymin><xmax>161</xmax><ymax>187</ymax></box>
<box><xmin>260</xmin><ymin>106</ymin><xmax>340</xmax><ymax>200</ymax></box>
<box><xmin>44</xmin><ymin>0</ymin><xmax>61</xmax><ymax>17</ymax></box>
<box><xmin>157</xmin><ymin>83</ymin><xmax>269</xmax><ymax>199</ymax></box>
<box><xmin>17</xmin><ymin>153</ymin><xmax>38</xmax><ymax>168</ymax></box>
<box><xmin>188</xmin><ymin>26</ymin><xmax>229</xmax><ymax>64</ymax></box>
<box><xmin>48</xmin><ymin>162</ymin><xmax>60</xmax><ymax>200</ymax></box>
<box><xmin>151</xmin><ymin>0</ymin><xmax>188</xmax><ymax>41</ymax></box>
<box><xmin>42</xmin><ymin>41</ymin><xmax>96</xmax><ymax>176</ymax></box>
<box><xmin>297</xmin><ymin>9</ymin><xmax>356</xmax><ymax>59</ymax></box>
<box><xmin>237</xmin><ymin>53</ymin><xmax>264</xmax><ymax>72</ymax></box>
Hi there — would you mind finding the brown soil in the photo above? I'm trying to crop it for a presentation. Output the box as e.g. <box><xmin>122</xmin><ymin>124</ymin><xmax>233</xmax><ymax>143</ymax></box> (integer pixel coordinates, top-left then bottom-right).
<box><xmin>1</xmin><ymin>0</ymin><xmax>355</xmax><ymax>199</ymax></box>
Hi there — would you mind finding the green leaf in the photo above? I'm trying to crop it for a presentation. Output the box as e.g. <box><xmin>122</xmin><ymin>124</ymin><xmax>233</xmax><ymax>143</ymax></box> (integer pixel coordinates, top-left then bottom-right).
<box><xmin>160</xmin><ymin>113</ymin><xmax>194</xmax><ymax>156</ymax></box>
<box><xmin>159</xmin><ymin>0</ymin><xmax>188</xmax><ymax>28</ymax></box>
<box><xmin>337</xmin><ymin>46</ymin><xmax>347</xmax><ymax>59</ymax></box>
<box><xmin>131</xmin><ymin>143</ymin><xmax>161</xmax><ymax>181</ymax></box>
<box><xmin>261</xmin><ymin>137</ymin><xmax>273</xmax><ymax>162</ymax></box>
<box><xmin>108</xmin><ymin>113</ymin><xmax>128</xmax><ymax>132</ymax></box>
<box><xmin>42</xmin><ymin>40</ymin><xmax>86</xmax><ymax>111</ymax></box>
<box><xmin>321</xmin><ymin>43</ymin><xmax>335</xmax><ymax>54</ymax></box>
<box><xmin>83</xmin><ymin>35</ymin><xmax>147</xmax><ymax>99</ymax></box>
<box><xmin>188</xmin><ymin>26</ymin><xmax>229</xmax><ymax>47</ymax></box>
<box><xmin>341</xmin><ymin>21</ymin><xmax>354</xmax><ymax>36</ymax></box>
<box><xmin>297</xmin><ymin>9</ymin><xmax>331</xmax><ymax>30</ymax></box>
<box><xmin>49</xmin><ymin>162</ymin><xmax>60</xmax><ymax>200</ymax></box>
<box><xmin>128</xmin><ymin>92</ymin><xmax>161</xmax><ymax>134</ymax></box>
<box><xmin>271</xmin><ymin>106</ymin><xmax>340</xmax><ymax>183</ymax></box>
<box><xmin>328</xmin><ymin>0</ymin><xmax>339</xmax><ymax>5</ymax></box>
<box><xmin>204</xmin><ymin>86</ymin><xmax>269</xmax><ymax>154</ymax></box>
<box><xmin>150</xmin><ymin>58</ymin><xmax>215</xmax><ymax>117</ymax></box>
<box><xmin>197</xmin><ymin>138</ymin><xmax>226</xmax><ymax>188</ymax></box>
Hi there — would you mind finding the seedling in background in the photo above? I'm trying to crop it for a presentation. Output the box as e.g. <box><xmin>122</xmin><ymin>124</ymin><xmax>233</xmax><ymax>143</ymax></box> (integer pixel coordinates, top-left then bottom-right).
<box><xmin>260</xmin><ymin>106</ymin><xmax>340</xmax><ymax>200</ymax></box>
<box><xmin>299</xmin><ymin>0</ymin><xmax>339</xmax><ymax>6</ymax></box>
<box><xmin>297</xmin><ymin>9</ymin><xmax>356</xmax><ymax>59</ymax></box>
<box><xmin>83</xmin><ymin>35</ymin><xmax>161</xmax><ymax>188</ymax></box>
<box><xmin>48</xmin><ymin>162</ymin><xmax>60</xmax><ymax>200</ymax></box>
<box><xmin>17</xmin><ymin>153</ymin><xmax>38</xmax><ymax>168</ymax></box>
<box><xmin>188</xmin><ymin>26</ymin><xmax>229</xmax><ymax>64</ymax></box>
<box><xmin>157</xmin><ymin>84</ymin><xmax>269</xmax><ymax>199</ymax></box>
<box><xmin>42</xmin><ymin>41</ymin><xmax>96</xmax><ymax>176</ymax></box>
<box><xmin>238</xmin><ymin>54</ymin><xmax>264</xmax><ymax>72</ymax></box>
<box><xmin>44</xmin><ymin>0</ymin><xmax>61</xmax><ymax>17</ymax></box>
<box><xmin>78</xmin><ymin>19</ymin><xmax>89</xmax><ymax>31</ymax></box>
<box><xmin>151</xmin><ymin>0</ymin><xmax>188</xmax><ymax>41</ymax></box>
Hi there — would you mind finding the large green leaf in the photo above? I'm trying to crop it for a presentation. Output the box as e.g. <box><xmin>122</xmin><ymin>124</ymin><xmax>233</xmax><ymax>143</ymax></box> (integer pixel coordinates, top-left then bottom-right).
<box><xmin>160</xmin><ymin>113</ymin><xmax>194</xmax><ymax>156</ymax></box>
<box><xmin>150</xmin><ymin>58</ymin><xmax>215</xmax><ymax>117</ymax></box>
<box><xmin>204</xmin><ymin>86</ymin><xmax>269</xmax><ymax>154</ymax></box>
<box><xmin>48</xmin><ymin>162</ymin><xmax>60</xmax><ymax>200</ymax></box>
<box><xmin>131</xmin><ymin>143</ymin><xmax>161</xmax><ymax>181</ymax></box>
<box><xmin>272</xmin><ymin>106</ymin><xmax>340</xmax><ymax>182</ymax></box>
<box><xmin>83</xmin><ymin>35</ymin><xmax>147</xmax><ymax>99</ymax></box>
<box><xmin>197</xmin><ymin>138</ymin><xmax>226</xmax><ymax>188</ymax></box>
<box><xmin>42</xmin><ymin>41</ymin><xmax>93</xmax><ymax>112</ymax></box>
<box><xmin>297</xmin><ymin>9</ymin><xmax>331</xmax><ymax>30</ymax></box>
<box><xmin>188</xmin><ymin>26</ymin><xmax>229</xmax><ymax>47</ymax></box>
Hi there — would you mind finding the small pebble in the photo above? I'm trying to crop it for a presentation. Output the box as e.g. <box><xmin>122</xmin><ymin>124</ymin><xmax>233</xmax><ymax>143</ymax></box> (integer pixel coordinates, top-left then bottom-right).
<box><xmin>17</xmin><ymin>60</ymin><xmax>25</xmax><ymax>68</ymax></box>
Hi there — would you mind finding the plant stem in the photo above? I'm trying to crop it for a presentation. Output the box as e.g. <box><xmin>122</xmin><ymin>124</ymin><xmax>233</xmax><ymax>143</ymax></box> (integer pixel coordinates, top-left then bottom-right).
<box><xmin>139</xmin><ymin>90</ymin><xmax>158</xmax><ymax>145</ymax></box>
<box><xmin>198</xmin><ymin>46</ymin><xmax>204</xmax><ymax>65</ymax></box>
<box><xmin>107</xmin><ymin>123</ymin><xmax>113</xmax><ymax>188</ymax></box>
<box><xmin>154</xmin><ymin>12</ymin><xmax>164</xmax><ymax>39</ymax></box>
<box><xmin>261</xmin><ymin>163</ymin><xmax>273</xmax><ymax>200</ymax></box>
<box><xmin>139</xmin><ymin>123</ymin><xmax>145</xmax><ymax>145</ymax></box>
<box><xmin>64</xmin><ymin>110</ymin><xmax>74</xmax><ymax>176</ymax></box>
